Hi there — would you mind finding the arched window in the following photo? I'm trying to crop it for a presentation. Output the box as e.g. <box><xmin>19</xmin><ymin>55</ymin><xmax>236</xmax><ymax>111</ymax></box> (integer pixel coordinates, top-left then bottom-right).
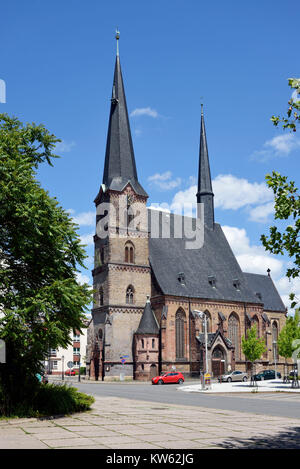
<box><xmin>272</xmin><ymin>321</ymin><xmax>278</xmax><ymax>359</ymax></box>
<box><xmin>126</xmin><ymin>285</ymin><xmax>134</xmax><ymax>304</ymax></box>
<box><xmin>175</xmin><ymin>309</ymin><xmax>186</xmax><ymax>359</ymax></box>
<box><xmin>228</xmin><ymin>313</ymin><xmax>240</xmax><ymax>359</ymax></box>
<box><xmin>125</xmin><ymin>242</ymin><xmax>135</xmax><ymax>264</ymax></box>
<box><xmin>201</xmin><ymin>311</ymin><xmax>212</xmax><ymax>333</ymax></box>
<box><xmin>252</xmin><ymin>315</ymin><xmax>259</xmax><ymax>337</ymax></box>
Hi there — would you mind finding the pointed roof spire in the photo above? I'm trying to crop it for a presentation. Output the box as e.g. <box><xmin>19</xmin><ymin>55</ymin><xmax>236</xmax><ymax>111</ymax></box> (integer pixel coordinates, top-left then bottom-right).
<box><xmin>136</xmin><ymin>296</ymin><xmax>160</xmax><ymax>335</ymax></box>
<box><xmin>99</xmin><ymin>31</ymin><xmax>147</xmax><ymax>200</ymax></box>
<box><xmin>197</xmin><ymin>104</ymin><xmax>215</xmax><ymax>229</ymax></box>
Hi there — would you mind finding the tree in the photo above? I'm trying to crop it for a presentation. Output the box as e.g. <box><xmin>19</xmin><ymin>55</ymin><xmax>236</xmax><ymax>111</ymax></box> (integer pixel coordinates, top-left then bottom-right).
<box><xmin>271</xmin><ymin>78</ymin><xmax>300</xmax><ymax>132</ymax></box>
<box><xmin>0</xmin><ymin>114</ymin><xmax>92</xmax><ymax>414</ymax></box>
<box><xmin>261</xmin><ymin>77</ymin><xmax>300</xmax><ymax>307</ymax></box>
<box><xmin>242</xmin><ymin>325</ymin><xmax>266</xmax><ymax>384</ymax></box>
<box><xmin>277</xmin><ymin>310</ymin><xmax>300</xmax><ymax>379</ymax></box>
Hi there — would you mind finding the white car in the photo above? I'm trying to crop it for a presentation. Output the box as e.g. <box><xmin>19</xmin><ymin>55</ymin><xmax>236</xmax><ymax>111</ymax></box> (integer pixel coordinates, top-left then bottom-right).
<box><xmin>221</xmin><ymin>370</ymin><xmax>248</xmax><ymax>382</ymax></box>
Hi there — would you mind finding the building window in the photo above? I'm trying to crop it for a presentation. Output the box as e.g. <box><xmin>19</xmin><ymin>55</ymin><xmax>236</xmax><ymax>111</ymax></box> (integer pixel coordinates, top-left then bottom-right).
<box><xmin>228</xmin><ymin>313</ymin><xmax>240</xmax><ymax>360</ymax></box>
<box><xmin>50</xmin><ymin>349</ymin><xmax>57</xmax><ymax>357</ymax></box>
<box><xmin>252</xmin><ymin>316</ymin><xmax>259</xmax><ymax>337</ymax></box>
<box><xmin>152</xmin><ymin>339</ymin><xmax>155</xmax><ymax>348</ymax></box>
<box><xmin>73</xmin><ymin>347</ymin><xmax>80</xmax><ymax>353</ymax></box>
<box><xmin>52</xmin><ymin>361</ymin><xmax>58</xmax><ymax>370</ymax></box>
<box><xmin>175</xmin><ymin>309</ymin><xmax>186</xmax><ymax>359</ymax></box>
<box><xmin>126</xmin><ymin>285</ymin><xmax>134</xmax><ymax>304</ymax></box>
<box><xmin>141</xmin><ymin>339</ymin><xmax>144</xmax><ymax>349</ymax></box>
<box><xmin>125</xmin><ymin>242</ymin><xmax>135</xmax><ymax>264</ymax></box>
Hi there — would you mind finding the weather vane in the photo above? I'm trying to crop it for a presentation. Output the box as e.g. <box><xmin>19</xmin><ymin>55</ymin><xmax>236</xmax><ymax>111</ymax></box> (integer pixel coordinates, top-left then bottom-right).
<box><xmin>200</xmin><ymin>96</ymin><xmax>204</xmax><ymax>114</ymax></box>
<box><xmin>115</xmin><ymin>28</ymin><xmax>120</xmax><ymax>56</ymax></box>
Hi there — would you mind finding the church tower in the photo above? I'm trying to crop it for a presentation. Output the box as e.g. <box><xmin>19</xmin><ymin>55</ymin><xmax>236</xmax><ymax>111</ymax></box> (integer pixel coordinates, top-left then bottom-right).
<box><xmin>90</xmin><ymin>32</ymin><xmax>151</xmax><ymax>380</ymax></box>
<box><xmin>197</xmin><ymin>105</ymin><xmax>215</xmax><ymax>230</ymax></box>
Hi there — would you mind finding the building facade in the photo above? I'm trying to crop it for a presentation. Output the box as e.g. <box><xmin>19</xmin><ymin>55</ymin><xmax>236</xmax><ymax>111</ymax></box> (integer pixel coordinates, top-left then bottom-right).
<box><xmin>86</xmin><ymin>38</ymin><xmax>288</xmax><ymax>381</ymax></box>
<box><xmin>46</xmin><ymin>318</ymin><xmax>90</xmax><ymax>375</ymax></box>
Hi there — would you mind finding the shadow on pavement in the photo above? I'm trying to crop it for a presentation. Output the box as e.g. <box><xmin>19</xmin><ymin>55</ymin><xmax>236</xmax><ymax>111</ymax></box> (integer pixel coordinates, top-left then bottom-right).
<box><xmin>220</xmin><ymin>427</ymin><xmax>300</xmax><ymax>449</ymax></box>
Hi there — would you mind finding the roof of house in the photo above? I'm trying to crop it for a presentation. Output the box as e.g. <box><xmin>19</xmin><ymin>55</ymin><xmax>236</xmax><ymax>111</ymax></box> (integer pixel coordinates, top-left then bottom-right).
<box><xmin>147</xmin><ymin>210</ymin><xmax>285</xmax><ymax>312</ymax></box>
<box><xmin>148</xmin><ymin>210</ymin><xmax>263</xmax><ymax>305</ymax></box>
<box><xmin>243</xmin><ymin>272</ymin><xmax>286</xmax><ymax>312</ymax></box>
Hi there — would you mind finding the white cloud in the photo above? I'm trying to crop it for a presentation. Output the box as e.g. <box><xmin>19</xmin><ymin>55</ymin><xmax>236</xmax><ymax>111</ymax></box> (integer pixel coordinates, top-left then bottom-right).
<box><xmin>72</xmin><ymin>211</ymin><xmax>95</xmax><ymax>226</ymax></box>
<box><xmin>148</xmin><ymin>171</ymin><xmax>182</xmax><ymax>191</ymax></box>
<box><xmin>80</xmin><ymin>232</ymin><xmax>94</xmax><ymax>247</ymax></box>
<box><xmin>169</xmin><ymin>174</ymin><xmax>274</xmax><ymax>221</ymax></box>
<box><xmin>274</xmin><ymin>276</ymin><xmax>300</xmax><ymax>312</ymax></box>
<box><xmin>213</xmin><ymin>175</ymin><xmax>273</xmax><ymax>210</ymax></box>
<box><xmin>76</xmin><ymin>272</ymin><xmax>91</xmax><ymax>285</ymax></box>
<box><xmin>55</xmin><ymin>140</ymin><xmax>76</xmax><ymax>153</ymax></box>
<box><xmin>249</xmin><ymin>202</ymin><xmax>274</xmax><ymax>223</ymax></box>
<box><xmin>222</xmin><ymin>225</ymin><xmax>283</xmax><ymax>277</ymax></box>
<box><xmin>252</xmin><ymin>134</ymin><xmax>300</xmax><ymax>161</ymax></box>
<box><xmin>130</xmin><ymin>107</ymin><xmax>159</xmax><ymax>118</ymax></box>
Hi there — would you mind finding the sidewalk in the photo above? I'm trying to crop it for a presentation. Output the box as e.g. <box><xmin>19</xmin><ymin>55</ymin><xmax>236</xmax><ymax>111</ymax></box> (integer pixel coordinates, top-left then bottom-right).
<box><xmin>179</xmin><ymin>379</ymin><xmax>300</xmax><ymax>394</ymax></box>
<box><xmin>1</xmin><ymin>394</ymin><xmax>300</xmax><ymax>449</ymax></box>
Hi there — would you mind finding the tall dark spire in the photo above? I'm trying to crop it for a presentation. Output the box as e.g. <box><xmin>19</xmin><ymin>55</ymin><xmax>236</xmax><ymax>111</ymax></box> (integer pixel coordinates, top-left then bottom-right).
<box><xmin>197</xmin><ymin>105</ymin><xmax>214</xmax><ymax>229</ymax></box>
<box><xmin>100</xmin><ymin>32</ymin><xmax>147</xmax><ymax>198</ymax></box>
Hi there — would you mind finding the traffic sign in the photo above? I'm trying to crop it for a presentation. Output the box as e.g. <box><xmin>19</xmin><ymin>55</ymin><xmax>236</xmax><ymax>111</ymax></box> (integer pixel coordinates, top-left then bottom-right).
<box><xmin>67</xmin><ymin>361</ymin><xmax>74</xmax><ymax>368</ymax></box>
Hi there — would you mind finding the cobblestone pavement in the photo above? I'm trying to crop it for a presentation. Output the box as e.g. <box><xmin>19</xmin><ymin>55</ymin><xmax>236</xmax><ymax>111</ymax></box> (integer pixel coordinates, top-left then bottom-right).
<box><xmin>1</xmin><ymin>395</ymin><xmax>300</xmax><ymax>449</ymax></box>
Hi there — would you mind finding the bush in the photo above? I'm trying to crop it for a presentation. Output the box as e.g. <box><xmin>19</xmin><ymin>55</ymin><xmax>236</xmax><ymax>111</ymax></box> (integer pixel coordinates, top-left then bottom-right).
<box><xmin>0</xmin><ymin>383</ymin><xmax>94</xmax><ymax>418</ymax></box>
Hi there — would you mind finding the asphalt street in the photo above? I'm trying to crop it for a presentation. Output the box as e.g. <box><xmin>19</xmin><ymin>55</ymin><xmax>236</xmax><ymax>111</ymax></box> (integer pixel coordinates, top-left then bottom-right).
<box><xmin>68</xmin><ymin>380</ymin><xmax>300</xmax><ymax>420</ymax></box>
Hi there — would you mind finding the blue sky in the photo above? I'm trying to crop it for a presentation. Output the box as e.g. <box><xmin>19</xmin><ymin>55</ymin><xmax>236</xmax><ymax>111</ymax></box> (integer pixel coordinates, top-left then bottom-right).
<box><xmin>1</xmin><ymin>0</ymin><xmax>299</xmax><ymax>309</ymax></box>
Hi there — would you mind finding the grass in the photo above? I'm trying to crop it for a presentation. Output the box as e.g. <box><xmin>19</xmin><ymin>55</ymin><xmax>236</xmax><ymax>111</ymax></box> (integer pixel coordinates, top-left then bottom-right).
<box><xmin>0</xmin><ymin>383</ymin><xmax>95</xmax><ymax>418</ymax></box>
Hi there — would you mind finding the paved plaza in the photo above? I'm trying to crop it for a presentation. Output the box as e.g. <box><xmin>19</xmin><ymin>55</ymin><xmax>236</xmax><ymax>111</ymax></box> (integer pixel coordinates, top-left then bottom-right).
<box><xmin>1</xmin><ymin>393</ymin><xmax>300</xmax><ymax>449</ymax></box>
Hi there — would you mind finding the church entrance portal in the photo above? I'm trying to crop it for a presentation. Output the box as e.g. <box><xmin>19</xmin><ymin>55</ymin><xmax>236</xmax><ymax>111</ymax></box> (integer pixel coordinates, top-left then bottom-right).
<box><xmin>211</xmin><ymin>346</ymin><xmax>226</xmax><ymax>377</ymax></box>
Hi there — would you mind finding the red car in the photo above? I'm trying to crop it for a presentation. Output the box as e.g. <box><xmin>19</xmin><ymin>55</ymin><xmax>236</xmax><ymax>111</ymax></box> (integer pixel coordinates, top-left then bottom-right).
<box><xmin>152</xmin><ymin>372</ymin><xmax>184</xmax><ymax>385</ymax></box>
<box><xmin>65</xmin><ymin>369</ymin><xmax>76</xmax><ymax>376</ymax></box>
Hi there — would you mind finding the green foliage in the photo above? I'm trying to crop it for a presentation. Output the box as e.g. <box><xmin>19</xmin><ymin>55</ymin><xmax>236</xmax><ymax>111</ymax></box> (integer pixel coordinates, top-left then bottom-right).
<box><xmin>277</xmin><ymin>310</ymin><xmax>300</xmax><ymax>359</ymax></box>
<box><xmin>0</xmin><ymin>114</ymin><xmax>92</xmax><ymax>415</ymax></box>
<box><xmin>261</xmin><ymin>79</ymin><xmax>300</xmax><ymax>308</ymax></box>
<box><xmin>271</xmin><ymin>78</ymin><xmax>300</xmax><ymax>132</ymax></box>
<box><xmin>0</xmin><ymin>383</ymin><xmax>94</xmax><ymax>417</ymax></box>
<box><xmin>261</xmin><ymin>172</ymin><xmax>299</xmax><ymax>289</ymax></box>
<box><xmin>242</xmin><ymin>325</ymin><xmax>266</xmax><ymax>365</ymax></box>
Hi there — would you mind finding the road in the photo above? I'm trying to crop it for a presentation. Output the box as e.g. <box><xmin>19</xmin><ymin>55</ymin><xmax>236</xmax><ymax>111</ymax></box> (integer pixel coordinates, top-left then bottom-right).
<box><xmin>61</xmin><ymin>379</ymin><xmax>300</xmax><ymax>420</ymax></box>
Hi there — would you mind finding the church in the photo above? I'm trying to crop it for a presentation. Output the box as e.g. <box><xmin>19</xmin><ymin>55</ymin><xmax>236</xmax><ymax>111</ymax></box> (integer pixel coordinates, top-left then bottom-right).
<box><xmin>86</xmin><ymin>36</ymin><xmax>287</xmax><ymax>381</ymax></box>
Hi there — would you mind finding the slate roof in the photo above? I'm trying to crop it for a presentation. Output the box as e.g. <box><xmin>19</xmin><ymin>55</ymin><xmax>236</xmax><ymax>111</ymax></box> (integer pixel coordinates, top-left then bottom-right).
<box><xmin>100</xmin><ymin>54</ymin><xmax>147</xmax><ymax>198</ymax></box>
<box><xmin>136</xmin><ymin>298</ymin><xmax>160</xmax><ymax>335</ymax></box>
<box><xmin>148</xmin><ymin>210</ymin><xmax>262</xmax><ymax>305</ymax></box>
<box><xmin>243</xmin><ymin>272</ymin><xmax>286</xmax><ymax>312</ymax></box>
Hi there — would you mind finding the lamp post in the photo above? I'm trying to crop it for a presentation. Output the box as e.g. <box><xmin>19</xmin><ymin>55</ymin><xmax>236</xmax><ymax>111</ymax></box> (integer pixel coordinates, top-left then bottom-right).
<box><xmin>193</xmin><ymin>310</ymin><xmax>208</xmax><ymax>374</ymax></box>
<box><xmin>273</xmin><ymin>340</ymin><xmax>277</xmax><ymax>379</ymax></box>
<box><xmin>78</xmin><ymin>353</ymin><xmax>81</xmax><ymax>382</ymax></box>
<box><xmin>61</xmin><ymin>355</ymin><xmax>64</xmax><ymax>381</ymax></box>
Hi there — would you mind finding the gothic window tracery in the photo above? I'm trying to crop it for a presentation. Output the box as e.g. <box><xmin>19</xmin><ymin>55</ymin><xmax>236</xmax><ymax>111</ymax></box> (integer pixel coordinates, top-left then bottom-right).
<box><xmin>175</xmin><ymin>309</ymin><xmax>186</xmax><ymax>359</ymax></box>
<box><xmin>228</xmin><ymin>313</ymin><xmax>240</xmax><ymax>359</ymax></box>
<box><xmin>126</xmin><ymin>285</ymin><xmax>134</xmax><ymax>304</ymax></box>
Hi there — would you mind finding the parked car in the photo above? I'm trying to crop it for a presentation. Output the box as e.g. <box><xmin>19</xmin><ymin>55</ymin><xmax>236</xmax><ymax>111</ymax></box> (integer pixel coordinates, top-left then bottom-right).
<box><xmin>220</xmin><ymin>371</ymin><xmax>248</xmax><ymax>382</ymax></box>
<box><xmin>152</xmin><ymin>372</ymin><xmax>184</xmax><ymax>385</ymax></box>
<box><xmin>253</xmin><ymin>370</ymin><xmax>281</xmax><ymax>381</ymax></box>
<box><xmin>65</xmin><ymin>369</ymin><xmax>76</xmax><ymax>376</ymax></box>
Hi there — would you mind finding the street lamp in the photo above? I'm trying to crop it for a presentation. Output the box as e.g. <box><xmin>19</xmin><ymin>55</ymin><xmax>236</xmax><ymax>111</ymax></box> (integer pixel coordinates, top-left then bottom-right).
<box><xmin>61</xmin><ymin>355</ymin><xmax>64</xmax><ymax>381</ymax></box>
<box><xmin>273</xmin><ymin>340</ymin><xmax>277</xmax><ymax>379</ymax></box>
<box><xmin>193</xmin><ymin>310</ymin><xmax>208</xmax><ymax>374</ymax></box>
<box><xmin>78</xmin><ymin>353</ymin><xmax>81</xmax><ymax>382</ymax></box>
